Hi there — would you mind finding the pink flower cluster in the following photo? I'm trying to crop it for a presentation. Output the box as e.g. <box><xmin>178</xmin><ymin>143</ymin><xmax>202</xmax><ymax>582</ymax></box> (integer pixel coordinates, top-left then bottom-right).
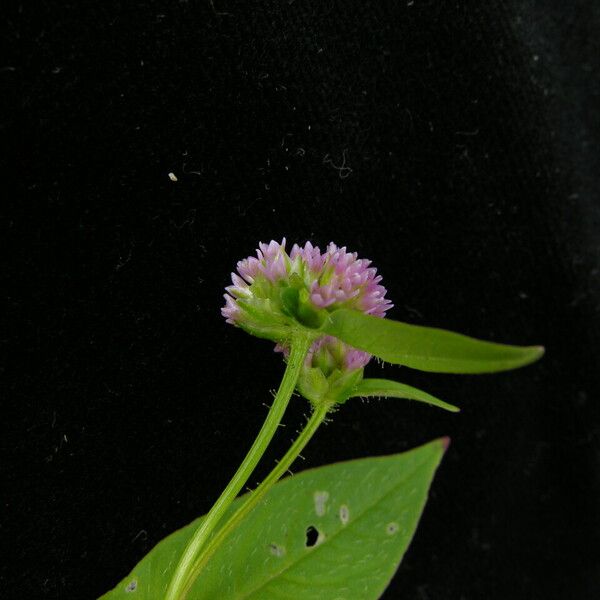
<box><xmin>305</xmin><ymin>335</ymin><xmax>372</xmax><ymax>372</ymax></box>
<box><xmin>292</xmin><ymin>241</ymin><xmax>392</xmax><ymax>317</ymax></box>
<box><xmin>222</xmin><ymin>239</ymin><xmax>392</xmax><ymax>374</ymax></box>
<box><xmin>222</xmin><ymin>239</ymin><xmax>392</xmax><ymax>322</ymax></box>
<box><xmin>221</xmin><ymin>240</ymin><xmax>290</xmax><ymax>324</ymax></box>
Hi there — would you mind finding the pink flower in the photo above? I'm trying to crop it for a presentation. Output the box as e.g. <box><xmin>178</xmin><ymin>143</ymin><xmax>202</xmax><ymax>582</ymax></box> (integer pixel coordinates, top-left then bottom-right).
<box><xmin>222</xmin><ymin>239</ymin><xmax>392</xmax><ymax>326</ymax></box>
<box><xmin>305</xmin><ymin>335</ymin><xmax>372</xmax><ymax>373</ymax></box>
<box><xmin>293</xmin><ymin>242</ymin><xmax>392</xmax><ymax>317</ymax></box>
<box><xmin>222</xmin><ymin>239</ymin><xmax>392</xmax><ymax>394</ymax></box>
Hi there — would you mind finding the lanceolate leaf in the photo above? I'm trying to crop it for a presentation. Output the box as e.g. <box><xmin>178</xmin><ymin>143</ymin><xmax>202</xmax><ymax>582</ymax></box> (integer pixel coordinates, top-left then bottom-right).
<box><xmin>100</xmin><ymin>439</ymin><xmax>447</xmax><ymax>600</ymax></box>
<box><xmin>351</xmin><ymin>378</ymin><xmax>460</xmax><ymax>412</ymax></box>
<box><xmin>322</xmin><ymin>309</ymin><xmax>545</xmax><ymax>374</ymax></box>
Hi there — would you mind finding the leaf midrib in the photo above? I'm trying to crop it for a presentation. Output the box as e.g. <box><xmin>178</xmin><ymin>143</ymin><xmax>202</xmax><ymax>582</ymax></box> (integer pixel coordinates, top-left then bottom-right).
<box><xmin>232</xmin><ymin>452</ymin><xmax>436</xmax><ymax>600</ymax></box>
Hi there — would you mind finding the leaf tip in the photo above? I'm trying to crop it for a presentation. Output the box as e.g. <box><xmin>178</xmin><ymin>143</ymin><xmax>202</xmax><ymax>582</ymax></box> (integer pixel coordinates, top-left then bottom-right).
<box><xmin>440</xmin><ymin>436</ymin><xmax>451</xmax><ymax>452</ymax></box>
<box><xmin>516</xmin><ymin>344</ymin><xmax>545</xmax><ymax>369</ymax></box>
<box><xmin>533</xmin><ymin>345</ymin><xmax>545</xmax><ymax>359</ymax></box>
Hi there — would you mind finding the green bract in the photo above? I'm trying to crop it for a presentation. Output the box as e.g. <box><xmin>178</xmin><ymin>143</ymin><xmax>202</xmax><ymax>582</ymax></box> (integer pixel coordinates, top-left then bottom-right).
<box><xmin>297</xmin><ymin>364</ymin><xmax>364</xmax><ymax>406</ymax></box>
<box><xmin>322</xmin><ymin>308</ymin><xmax>545</xmax><ymax>374</ymax></box>
<box><xmin>351</xmin><ymin>378</ymin><xmax>460</xmax><ymax>412</ymax></box>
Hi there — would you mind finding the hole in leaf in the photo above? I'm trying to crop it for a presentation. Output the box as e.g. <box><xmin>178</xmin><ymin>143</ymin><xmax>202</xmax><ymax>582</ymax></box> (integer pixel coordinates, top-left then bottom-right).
<box><xmin>305</xmin><ymin>525</ymin><xmax>319</xmax><ymax>547</ymax></box>
<box><xmin>125</xmin><ymin>579</ymin><xmax>137</xmax><ymax>593</ymax></box>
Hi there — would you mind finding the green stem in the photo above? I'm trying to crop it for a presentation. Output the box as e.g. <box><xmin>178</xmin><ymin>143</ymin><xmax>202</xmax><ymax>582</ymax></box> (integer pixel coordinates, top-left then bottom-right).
<box><xmin>165</xmin><ymin>330</ymin><xmax>313</xmax><ymax>600</ymax></box>
<box><xmin>180</xmin><ymin>400</ymin><xmax>332</xmax><ymax>597</ymax></box>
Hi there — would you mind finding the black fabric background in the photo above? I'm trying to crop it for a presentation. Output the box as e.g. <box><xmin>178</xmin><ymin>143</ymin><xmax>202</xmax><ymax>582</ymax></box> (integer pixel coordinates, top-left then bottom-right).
<box><xmin>4</xmin><ymin>1</ymin><xmax>600</xmax><ymax>598</ymax></box>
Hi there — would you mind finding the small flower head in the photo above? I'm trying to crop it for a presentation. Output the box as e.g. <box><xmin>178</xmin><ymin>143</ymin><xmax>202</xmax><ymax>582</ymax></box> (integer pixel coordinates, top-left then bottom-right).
<box><xmin>296</xmin><ymin>336</ymin><xmax>369</xmax><ymax>405</ymax></box>
<box><xmin>223</xmin><ymin>239</ymin><xmax>392</xmax><ymax>329</ymax></box>
<box><xmin>222</xmin><ymin>239</ymin><xmax>393</xmax><ymax>404</ymax></box>
<box><xmin>291</xmin><ymin>242</ymin><xmax>391</xmax><ymax>317</ymax></box>
<box><xmin>307</xmin><ymin>335</ymin><xmax>372</xmax><ymax>374</ymax></box>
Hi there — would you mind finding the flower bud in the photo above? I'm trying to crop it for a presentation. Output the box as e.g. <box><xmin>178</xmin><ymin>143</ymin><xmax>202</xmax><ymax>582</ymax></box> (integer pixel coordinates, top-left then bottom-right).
<box><xmin>296</xmin><ymin>336</ymin><xmax>368</xmax><ymax>406</ymax></box>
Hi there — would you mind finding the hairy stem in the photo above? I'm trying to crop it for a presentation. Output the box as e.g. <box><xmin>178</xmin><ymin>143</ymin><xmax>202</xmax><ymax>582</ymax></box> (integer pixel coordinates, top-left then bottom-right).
<box><xmin>181</xmin><ymin>400</ymin><xmax>332</xmax><ymax>597</ymax></box>
<box><xmin>165</xmin><ymin>330</ymin><xmax>313</xmax><ymax>600</ymax></box>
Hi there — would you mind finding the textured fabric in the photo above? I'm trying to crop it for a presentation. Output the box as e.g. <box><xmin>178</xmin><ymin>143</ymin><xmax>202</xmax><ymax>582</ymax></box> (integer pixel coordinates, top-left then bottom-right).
<box><xmin>4</xmin><ymin>1</ymin><xmax>600</xmax><ymax>598</ymax></box>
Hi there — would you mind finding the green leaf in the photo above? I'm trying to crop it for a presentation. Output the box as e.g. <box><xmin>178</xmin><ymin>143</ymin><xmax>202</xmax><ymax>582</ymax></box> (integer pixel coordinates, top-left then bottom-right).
<box><xmin>351</xmin><ymin>378</ymin><xmax>460</xmax><ymax>412</ymax></box>
<box><xmin>100</xmin><ymin>439</ymin><xmax>447</xmax><ymax>600</ymax></box>
<box><xmin>322</xmin><ymin>309</ymin><xmax>545</xmax><ymax>373</ymax></box>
